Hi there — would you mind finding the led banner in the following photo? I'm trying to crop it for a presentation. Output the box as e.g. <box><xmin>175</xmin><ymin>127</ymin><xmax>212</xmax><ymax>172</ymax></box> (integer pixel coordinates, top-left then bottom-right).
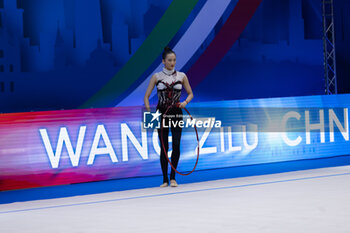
<box><xmin>1</xmin><ymin>94</ymin><xmax>350</xmax><ymax>191</ymax></box>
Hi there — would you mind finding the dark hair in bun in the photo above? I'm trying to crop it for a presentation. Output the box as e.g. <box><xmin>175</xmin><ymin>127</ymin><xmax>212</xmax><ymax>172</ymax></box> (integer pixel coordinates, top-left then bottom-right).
<box><xmin>162</xmin><ymin>46</ymin><xmax>176</xmax><ymax>60</ymax></box>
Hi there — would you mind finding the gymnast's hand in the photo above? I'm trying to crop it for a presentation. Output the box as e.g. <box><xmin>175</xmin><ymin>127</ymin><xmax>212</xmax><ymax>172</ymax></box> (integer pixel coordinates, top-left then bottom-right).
<box><xmin>178</xmin><ymin>101</ymin><xmax>187</xmax><ymax>108</ymax></box>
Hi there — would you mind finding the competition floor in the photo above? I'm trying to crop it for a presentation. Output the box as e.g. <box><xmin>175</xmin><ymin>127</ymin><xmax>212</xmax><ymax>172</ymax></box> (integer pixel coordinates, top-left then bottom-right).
<box><xmin>0</xmin><ymin>165</ymin><xmax>349</xmax><ymax>233</ymax></box>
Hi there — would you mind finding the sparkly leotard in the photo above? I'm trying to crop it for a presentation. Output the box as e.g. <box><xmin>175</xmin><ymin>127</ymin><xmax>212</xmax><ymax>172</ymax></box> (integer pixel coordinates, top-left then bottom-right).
<box><xmin>156</xmin><ymin>67</ymin><xmax>185</xmax><ymax>109</ymax></box>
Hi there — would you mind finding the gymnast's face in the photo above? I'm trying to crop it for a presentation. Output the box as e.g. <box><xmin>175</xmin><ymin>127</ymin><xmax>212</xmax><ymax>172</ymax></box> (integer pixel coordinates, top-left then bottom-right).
<box><xmin>162</xmin><ymin>53</ymin><xmax>176</xmax><ymax>70</ymax></box>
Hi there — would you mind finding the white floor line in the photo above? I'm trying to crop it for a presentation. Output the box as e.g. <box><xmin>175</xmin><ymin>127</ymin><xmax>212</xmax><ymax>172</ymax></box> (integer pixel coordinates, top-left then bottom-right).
<box><xmin>0</xmin><ymin>165</ymin><xmax>349</xmax><ymax>233</ymax></box>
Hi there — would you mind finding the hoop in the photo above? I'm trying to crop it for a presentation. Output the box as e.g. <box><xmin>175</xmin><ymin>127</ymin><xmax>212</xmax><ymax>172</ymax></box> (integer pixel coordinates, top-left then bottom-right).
<box><xmin>159</xmin><ymin>102</ymin><xmax>200</xmax><ymax>176</ymax></box>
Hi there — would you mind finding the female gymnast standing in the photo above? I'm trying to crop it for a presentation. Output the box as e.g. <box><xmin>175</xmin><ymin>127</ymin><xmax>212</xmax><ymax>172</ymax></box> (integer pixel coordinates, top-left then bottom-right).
<box><xmin>144</xmin><ymin>46</ymin><xmax>194</xmax><ymax>187</ymax></box>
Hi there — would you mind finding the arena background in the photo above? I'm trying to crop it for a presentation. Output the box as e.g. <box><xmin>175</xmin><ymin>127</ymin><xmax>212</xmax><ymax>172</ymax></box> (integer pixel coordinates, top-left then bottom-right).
<box><xmin>0</xmin><ymin>0</ymin><xmax>349</xmax><ymax>113</ymax></box>
<box><xmin>0</xmin><ymin>0</ymin><xmax>350</xmax><ymax>197</ymax></box>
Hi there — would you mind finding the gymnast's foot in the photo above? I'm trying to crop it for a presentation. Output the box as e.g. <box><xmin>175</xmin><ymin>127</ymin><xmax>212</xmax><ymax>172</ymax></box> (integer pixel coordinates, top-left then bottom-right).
<box><xmin>170</xmin><ymin>179</ymin><xmax>178</xmax><ymax>187</ymax></box>
<box><xmin>160</xmin><ymin>182</ymin><xmax>169</xmax><ymax>187</ymax></box>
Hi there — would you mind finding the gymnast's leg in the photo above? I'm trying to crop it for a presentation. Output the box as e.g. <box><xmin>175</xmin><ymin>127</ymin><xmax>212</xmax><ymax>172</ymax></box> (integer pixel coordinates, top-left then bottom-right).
<box><xmin>170</xmin><ymin>110</ymin><xmax>183</xmax><ymax>182</ymax></box>
<box><xmin>158</xmin><ymin>116</ymin><xmax>169</xmax><ymax>185</ymax></box>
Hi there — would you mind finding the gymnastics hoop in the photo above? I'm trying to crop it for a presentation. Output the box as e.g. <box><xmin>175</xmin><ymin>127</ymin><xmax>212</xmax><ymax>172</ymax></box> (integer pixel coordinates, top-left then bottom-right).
<box><xmin>159</xmin><ymin>102</ymin><xmax>200</xmax><ymax>176</ymax></box>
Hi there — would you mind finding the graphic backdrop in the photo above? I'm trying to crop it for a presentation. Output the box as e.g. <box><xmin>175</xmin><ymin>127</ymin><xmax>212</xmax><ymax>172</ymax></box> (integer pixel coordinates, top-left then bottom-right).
<box><xmin>0</xmin><ymin>0</ymin><xmax>325</xmax><ymax>113</ymax></box>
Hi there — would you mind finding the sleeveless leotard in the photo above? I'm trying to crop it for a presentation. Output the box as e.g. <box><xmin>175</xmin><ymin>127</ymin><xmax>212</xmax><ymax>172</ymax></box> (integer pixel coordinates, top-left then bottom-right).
<box><xmin>155</xmin><ymin>67</ymin><xmax>185</xmax><ymax>109</ymax></box>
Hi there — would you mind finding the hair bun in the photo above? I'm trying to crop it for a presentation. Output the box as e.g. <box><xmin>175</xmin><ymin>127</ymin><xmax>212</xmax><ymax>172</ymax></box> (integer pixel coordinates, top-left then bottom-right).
<box><xmin>164</xmin><ymin>46</ymin><xmax>172</xmax><ymax>52</ymax></box>
<box><xmin>162</xmin><ymin>46</ymin><xmax>176</xmax><ymax>59</ymax></box>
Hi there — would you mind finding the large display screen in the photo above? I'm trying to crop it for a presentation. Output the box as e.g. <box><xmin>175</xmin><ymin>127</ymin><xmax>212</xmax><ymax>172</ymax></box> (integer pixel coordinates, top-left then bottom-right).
<box><xmin>1</xmin><ymin>93</ymin><xmax>349</xmax><ymax>191</ymax></box>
